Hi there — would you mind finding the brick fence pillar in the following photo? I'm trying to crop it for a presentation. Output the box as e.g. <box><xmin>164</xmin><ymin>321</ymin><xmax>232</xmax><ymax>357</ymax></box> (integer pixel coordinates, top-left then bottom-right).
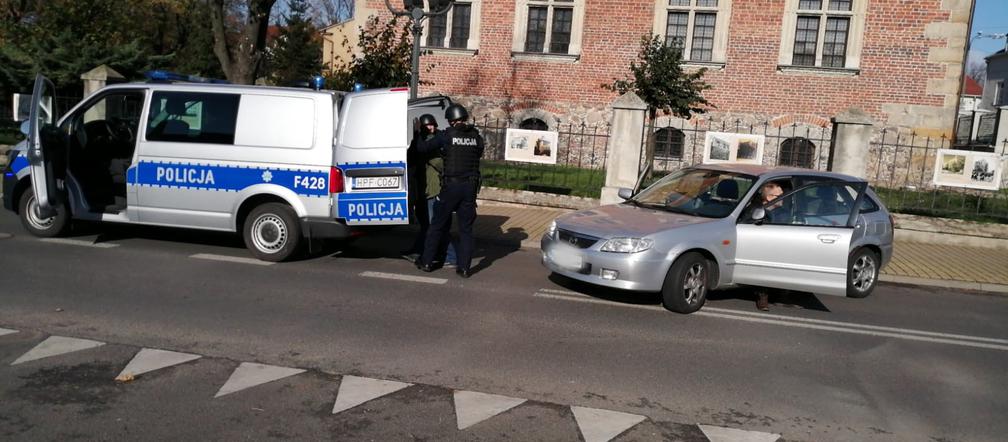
<box><xmin>828</xmin><ymin>108</ymin><xmax>875</xmax><ymax>179</ymax></box>
<box><xmin>600</xmin><ymin>92</ymin><xmax>647</xmax><ymax>205</ymax></box>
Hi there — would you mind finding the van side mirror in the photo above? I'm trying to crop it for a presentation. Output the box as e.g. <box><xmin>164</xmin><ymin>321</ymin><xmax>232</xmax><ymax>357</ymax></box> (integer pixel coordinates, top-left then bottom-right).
<box><xmin>617</xmin><ymin>188</ymin><xmax>633</xmax><ymax>200</ymax></box>
<box><xmin>751</xmin><ymin>207</ymin><xmax>766</xmax><ymax>225</ymax></box>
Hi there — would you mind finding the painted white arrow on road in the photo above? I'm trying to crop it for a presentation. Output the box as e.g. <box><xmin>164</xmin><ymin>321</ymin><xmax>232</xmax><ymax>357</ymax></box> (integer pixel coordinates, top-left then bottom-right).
<box><xmin>11</xmin><ymin>336</ymin><xmax>105</xmax><ymax>365</ymax></box>
<box><xmin>571</xmin><ymin>406</ymin><xmax>647</xmax><ymax>442</ymax></box>
<box><xmin>117</xmin><ymin>348</ymin><xmax>201</xmax><ymax>379</ymax></box>
<box><xmin>699</xmin><ymin>424</ymin><xmax>781</xmax><ymax>442</ymax></box>
<box><xmin>454</xmin><ymin>390</ymin><xmax>527</xmax><ymax>430</ymax></box>
<box><xmin>332</xmin><ymin>375</ymin><xmax>412</xmax><ymax>414</ymax></box>
<box><xmin>214</xmin><ymin>362</ymin><xmax>305</xmax><ymax>398</ymax></box>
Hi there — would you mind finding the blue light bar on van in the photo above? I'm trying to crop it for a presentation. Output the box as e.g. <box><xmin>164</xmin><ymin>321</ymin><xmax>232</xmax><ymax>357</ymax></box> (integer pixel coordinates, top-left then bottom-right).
<box><xmin>310</xmin><ymin>75</ymin><xmax>324</xmax><ymax>90</ymax></box>
<box><xmin>145</xmin><ymin>70</ymin><xmax>230</xmax><ymax>84</ymax></box>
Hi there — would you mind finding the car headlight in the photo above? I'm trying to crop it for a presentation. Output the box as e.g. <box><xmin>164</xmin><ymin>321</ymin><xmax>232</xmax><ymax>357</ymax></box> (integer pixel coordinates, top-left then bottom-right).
<box><xmin>547</xmin><ymin>220</ymin><xmax>558</xmax><ymax>239</ymax></box>
<box><xmin>600</xmin><ymin>237</ymin><xmax>654</xmax><ymax>253</ymax></box>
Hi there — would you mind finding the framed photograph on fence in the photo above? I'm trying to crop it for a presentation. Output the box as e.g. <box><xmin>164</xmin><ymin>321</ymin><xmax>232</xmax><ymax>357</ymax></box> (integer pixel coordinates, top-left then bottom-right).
<box><xmin>932</xmin><ymin>149</ymin><xmax>1004</xmax><ymax>191</ymax></box>
<box><xmin>505</xmin><ymin>128</ymin><xmax>558</xmax><ymax>165</ymax></box>
<box><xmin>702</xmin><ymin>132</ymin><xmax>765</xmax><ymax>164</ymax></box>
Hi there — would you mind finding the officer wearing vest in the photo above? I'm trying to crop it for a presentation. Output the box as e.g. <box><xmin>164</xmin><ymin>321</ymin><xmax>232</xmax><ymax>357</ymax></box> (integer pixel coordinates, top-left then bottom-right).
<box><xmin>415</xmin><ymin>104</ymin><xmax>484</xmax><ymax>278</ymax></box>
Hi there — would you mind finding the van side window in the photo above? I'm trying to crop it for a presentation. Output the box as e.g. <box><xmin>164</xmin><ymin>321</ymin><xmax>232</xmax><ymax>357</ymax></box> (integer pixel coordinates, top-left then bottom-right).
<box><xmin>146</xmin><ymin>92</ymin><xmax>240</xmax><ymax>144</ymax></box>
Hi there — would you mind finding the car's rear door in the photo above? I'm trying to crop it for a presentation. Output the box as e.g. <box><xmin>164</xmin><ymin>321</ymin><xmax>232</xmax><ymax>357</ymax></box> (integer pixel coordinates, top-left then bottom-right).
<box><xmin>332</xmin><ymin>88</ymin><xmax>410</xmax><ymax>225</ymax></box>
<box><xmin>733</xmin><ymin>181</ymin><xmax>867</xmax><ymax>296</ymax></box>
<box><xmin>25</xmin><ymin>74</ymin><xmax>60</xmax><ymax>217</ymax></box>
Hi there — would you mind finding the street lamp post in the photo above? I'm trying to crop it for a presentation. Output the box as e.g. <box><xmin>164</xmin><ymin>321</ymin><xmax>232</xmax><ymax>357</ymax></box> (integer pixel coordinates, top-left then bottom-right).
<box><xmin>384</xmin><ymin>0</ymin><xmax>454</xmax><ymax>99</ymax></box>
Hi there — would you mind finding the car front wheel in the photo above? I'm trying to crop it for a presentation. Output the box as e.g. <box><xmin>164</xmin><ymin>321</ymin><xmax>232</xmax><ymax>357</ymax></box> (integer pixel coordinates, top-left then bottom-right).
<box><xmin>661</xmin><ymin>252</ymin><xmax>710</xmax><ymax>314</ymax></box>
<box><xmin>243</xmin><ymin>203</ymin><xmax>302</xmax><ymax>262</ymax></box>
<box><xmin>847</xmin><ymin>248</ymin><xmax>879</xmax><ymax>298</ymax></box>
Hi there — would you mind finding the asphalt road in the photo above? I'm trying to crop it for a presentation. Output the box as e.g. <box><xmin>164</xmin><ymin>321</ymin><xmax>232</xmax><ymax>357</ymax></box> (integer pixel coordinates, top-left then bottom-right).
<box><xmin>0</xmin><ymin>211</ymin><xmax>1005</xmax><ymax>441</ymax></box>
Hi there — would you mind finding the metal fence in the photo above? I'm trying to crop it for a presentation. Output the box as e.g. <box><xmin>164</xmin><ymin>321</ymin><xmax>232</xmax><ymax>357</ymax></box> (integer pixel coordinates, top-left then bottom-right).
<box><xmin>867</xmin><ymin>129</ymin><xmax>1008</xmax><ymax>223</ymax></box>
<box><xmin>473</xmin><ymin>116</ymin><xmax>610</xmax><ymax>198</ymax></box>
<box><xmin>642</xmin><ymin>119</ymin><xmax>833</xmax><ymax>183</ymax></box>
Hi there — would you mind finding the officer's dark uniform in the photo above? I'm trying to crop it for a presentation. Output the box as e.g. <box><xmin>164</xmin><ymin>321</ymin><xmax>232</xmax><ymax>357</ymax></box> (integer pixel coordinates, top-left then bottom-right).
<box><xmin>416</xmin><ymin>104</ymin><xmax>484</xmax><ymax>277</ymax></box>
<box><xmin>403</xmin><ymin>114</ymin><xmax>438</xmax><ymax>257</ymax></box>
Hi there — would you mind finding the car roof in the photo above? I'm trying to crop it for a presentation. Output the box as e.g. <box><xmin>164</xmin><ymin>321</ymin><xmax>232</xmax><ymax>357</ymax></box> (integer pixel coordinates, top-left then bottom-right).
<box><xmin>100</xmin><ymin>81</ymin><xmax>340</xmax><ymax>98</ymax></box>
<box><xmin>694</xmin><ymin>163</ymin><xmax>866</xmax><ymax>182</ymax></box>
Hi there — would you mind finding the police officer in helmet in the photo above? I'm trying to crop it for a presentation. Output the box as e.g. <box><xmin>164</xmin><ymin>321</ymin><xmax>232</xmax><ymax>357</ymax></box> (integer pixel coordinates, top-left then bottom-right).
<box><xmin>415</xmin><ymin>103</ymin><xmax>484</xmax><ymax>278</ymax></box>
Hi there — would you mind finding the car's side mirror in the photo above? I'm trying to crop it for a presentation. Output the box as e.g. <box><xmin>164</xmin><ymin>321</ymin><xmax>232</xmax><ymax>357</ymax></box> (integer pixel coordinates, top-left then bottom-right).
<box><xmin>617</xmin><ymin>188</ymin><xmax>633</xmax><ymax>200</ymax></box>
<box><xmin>19</xmin><ymin>120</ymin><xmax>30</xmax><ymax>136</ymax></box>
<box><xmin>751</xmin><ymin>207</ymin><xmax>766</xmax><ymax>225</ymax></box>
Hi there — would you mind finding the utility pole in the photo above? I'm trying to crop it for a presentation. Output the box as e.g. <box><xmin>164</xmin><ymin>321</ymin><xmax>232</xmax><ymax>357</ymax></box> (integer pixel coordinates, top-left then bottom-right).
<box><xmin>384</xmin><ymin>0</ymin><xmax>454</xmax><ymax>99</ymax></box>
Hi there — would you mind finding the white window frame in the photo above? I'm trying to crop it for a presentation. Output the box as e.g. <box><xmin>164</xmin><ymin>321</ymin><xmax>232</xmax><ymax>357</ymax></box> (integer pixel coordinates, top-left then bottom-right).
<box><xmin>422</xmin><ymin>0</ymin><xmax>482</xmax><ymax>52</ymax></box>
<box><xmin>778</xmin><ymin>0</ymin><xmax>867</xmax><ymax>70</ymax></box>
<box><xmin>511</xmin><ymin>0</ymin><xmax>586</xmax><ymax>58</ymax></box>
<box><xmin>652</xmin><ymin>0</ymin><xmax>732</xmax><ymax>65</ymax></box>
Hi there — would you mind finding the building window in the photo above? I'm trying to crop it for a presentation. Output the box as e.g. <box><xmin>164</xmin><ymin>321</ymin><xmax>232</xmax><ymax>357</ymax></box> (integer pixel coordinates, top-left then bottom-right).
<box><xmin>423</xmin><ymin>1</ymin><xmax>481</xmax><ymax>51</ymax></box>
<box><xmin>778</xmin><ymin>137</ymin><xmax>816</xmax><ymax>169</ymax></box>
<box><xmin>779</xmin><ymin>0</ymin><xmax>864</xmax><ymax>69</ymax></box>
<box><xmin>654</xmin><ymin>128</ymin><xmax>685</xmax><ymax>159</ymax></box>
<box><xmin>653</xmin><ymin>0</ymin><xmax>732</xmax><ymax>63</ymax></box>
<box><xmin>520</xmin><ymin>118</ymin><xmax>549</xmax><ymax>131</ymax></box>
<box><xmin>512</xmin><ymin>0</ymin><xmax>586</xmax><ymax>57</ymax></box>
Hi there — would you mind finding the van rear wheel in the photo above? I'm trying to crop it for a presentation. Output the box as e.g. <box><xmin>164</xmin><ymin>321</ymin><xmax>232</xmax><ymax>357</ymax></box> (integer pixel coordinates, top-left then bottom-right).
<box><xmin>243</xmin><ymin>203</ymin><xmax>302</xmax><ymax>262</ymax></box>
<box><xmin>18</xmin><ymin>188</ymin><xmax>70</xmax><ymax>238</ymax></box>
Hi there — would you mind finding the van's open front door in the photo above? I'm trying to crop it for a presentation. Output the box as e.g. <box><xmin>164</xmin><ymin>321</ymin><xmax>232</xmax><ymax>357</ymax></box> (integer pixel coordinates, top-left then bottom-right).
<box><xmin>26</xmin><ymin>74</ymin><xmax>60</xmax><ymax>218</ymax></box>
<box><xmin>333</xmin><ymin>88</ymin><xmax>410</xmax><ymax>225</ymax></box>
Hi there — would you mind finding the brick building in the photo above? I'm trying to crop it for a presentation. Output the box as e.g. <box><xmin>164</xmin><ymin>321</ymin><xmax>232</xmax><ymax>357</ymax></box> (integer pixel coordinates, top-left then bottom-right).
<box><xmin>329</xmin><ymin>0</ymin><xmax>972</xmax><ymax>139</ymax></box>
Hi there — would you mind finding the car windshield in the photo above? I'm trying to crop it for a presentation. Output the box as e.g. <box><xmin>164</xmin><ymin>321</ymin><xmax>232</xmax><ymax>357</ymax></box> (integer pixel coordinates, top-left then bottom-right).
<box><xmin>629</xmin><ymin>169</ymin><xmax>756</xmax><ymax>218</ymax></box>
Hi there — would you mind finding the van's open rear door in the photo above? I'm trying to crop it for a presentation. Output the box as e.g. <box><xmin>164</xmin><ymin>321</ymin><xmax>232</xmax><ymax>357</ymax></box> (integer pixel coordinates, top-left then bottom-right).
<box><xmin>26</xmin><ymin>74</ymin><xmax>60</xmax><ymax>218</ymax></box>
<box><xmin>333</xmin><ymin>88</ymin><xmax>410</xmax><ymax>225</ymax></box>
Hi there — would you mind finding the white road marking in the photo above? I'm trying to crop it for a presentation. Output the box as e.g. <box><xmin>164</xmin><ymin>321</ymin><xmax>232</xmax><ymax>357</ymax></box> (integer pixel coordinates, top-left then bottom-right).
<box><xmin>454</xmin><ymin>390</ymin><xmax>527</xmax><ymax>430</ymax></box>
<box><xmin>332</xmin><ymin>375</ymin><xmax>412</xmax><ymax>414</ymax></box>
<box><xmin>11</xmin><ymin>336</ymin><xmax>105</xmax><ymax>365</ymax></box>
<box><xmin>699</xmin><ymin>424</ymin><xmax>780</xmax><ymax>442</ymax></box>
<box><xmin>360</xmin><ymin>271</ymin><xmax>447</xmax><ymax>285</ymax></box>
<box><xmin>214</xmin><ymin>362</ymin><xmax>305</xmax><ymax>398</ymax></box>
<box><xmin>571</xmin><ymin>406</ymin><xmax>647</xmax><ymax>442</ymax></box>
<box><xmin>537</xmin><ymin>287</ymin><xmax>586</xmax><ymax>296</ymax></box>
<box><xmin>0</xmin><ymin>328</ymin><xmax>17</xmax><ymax>337</ymax></box>
<box><xmin>116</xmin><ymin>348</ymin><xmax>201</xmax><ymax>379</ymax></box>
<box><xmin>39</xmin><ymin>238</ymin><xmax>118</xmax><ymax>248</ymax></box>
<box><xmin>190</xmin><ymin>253</ymin><xmax>274</xmax><ymax>266</ymax></box>
<box><xmin>534</xmin><ymin>292</ymin><xmax>1008</xmax><ymax>352</ymax></box>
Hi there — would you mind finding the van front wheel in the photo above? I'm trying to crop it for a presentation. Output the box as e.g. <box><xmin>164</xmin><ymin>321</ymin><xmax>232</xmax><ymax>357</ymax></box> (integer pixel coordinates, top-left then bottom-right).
<box><xmin>243</xmin><ymin>203</ymin><xmax>302</xmax><ymax>262</ymax></box>
<box><xmin>18</xmin><ymin>188</ymin><xmax>70</xmax><ymax>238</ymax></box>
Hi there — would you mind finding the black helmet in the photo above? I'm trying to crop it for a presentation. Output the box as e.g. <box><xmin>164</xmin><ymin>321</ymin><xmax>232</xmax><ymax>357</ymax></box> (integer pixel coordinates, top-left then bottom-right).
<box><xmin>445</xmin><ymin>104</ymin><xmax>469</xmax><ymax>122</ymax></box>
<box><xmin>418</xmin><ymin>114</ymin><xmax>437</xmax><ymax>126</ymax></box>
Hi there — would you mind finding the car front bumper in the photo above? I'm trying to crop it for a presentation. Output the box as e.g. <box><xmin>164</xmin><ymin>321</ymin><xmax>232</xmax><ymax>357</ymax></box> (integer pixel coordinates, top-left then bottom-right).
<box><xmin>540</xmin><ymin>234</ymin><xmax>669</xmax><ymax>292</ymax></box>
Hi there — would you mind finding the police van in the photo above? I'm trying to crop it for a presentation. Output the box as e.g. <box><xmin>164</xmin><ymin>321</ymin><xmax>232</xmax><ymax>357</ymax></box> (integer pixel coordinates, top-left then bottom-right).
<box><xmin>3</xmin><ymin>73</ymin><xmax>450</xmax><ymax>261</ymax></box>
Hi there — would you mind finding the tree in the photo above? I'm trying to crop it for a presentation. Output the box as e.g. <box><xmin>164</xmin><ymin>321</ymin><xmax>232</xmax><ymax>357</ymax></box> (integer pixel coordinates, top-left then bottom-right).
<box><xmin>268</xmin><ymin>0</ymin><xmax>323</xmax><ymax>86</ymax></box>
<box><xmin>326</xmin><ymin>15</ymin><xmax>420</xmax><ymax>91</ymax></box>
<box><xmin>604</xmin><ymin>35</ymin><xmax>711</xmax><ymax>182</ymax></box>
<box><xmin>209</xmin><ymin>0</ymin><xmax>278</xmax><ymax>84</ymax></box>
<box><xmin>967</xmin><ymin>58</ymin><xmax>987</xmax><ymax>85</ymax></box>
<box><xmin>312</xmin><ymin>0</ymin><xmax>353</xmax><ymax>26</ymax></box>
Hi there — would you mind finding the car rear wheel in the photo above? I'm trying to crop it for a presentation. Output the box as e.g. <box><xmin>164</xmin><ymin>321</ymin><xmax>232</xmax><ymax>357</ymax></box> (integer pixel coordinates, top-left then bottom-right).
<box><xmin>18</xmin><ymin>188</ymin><xmax>70</xmax><ymax>238</ymax></box>
<box><xmin>661</xmin><ymin>252</ymin><xmax>710</xmax><ymax>314</ymax></box>
<box><xmin>847</xmin><ymin>248</ymin><xmax>879</xmax><ymax>298</ymax></box>
<box><xmin>243</xmin><ymin>203</ymin><xmax>302</xmax><ymax>262</ymax></box>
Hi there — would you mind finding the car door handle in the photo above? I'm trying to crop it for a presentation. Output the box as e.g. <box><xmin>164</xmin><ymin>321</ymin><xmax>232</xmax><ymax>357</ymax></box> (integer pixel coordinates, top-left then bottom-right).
<box><xmin>818</xmin><ymin>234</ymin><xmax>840</xmax><ymax>244</ymax></box>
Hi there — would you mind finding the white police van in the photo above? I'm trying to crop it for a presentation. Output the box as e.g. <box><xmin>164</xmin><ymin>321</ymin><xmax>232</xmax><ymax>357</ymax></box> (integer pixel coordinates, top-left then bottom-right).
<box><xmin>3</xmin><ymin>73</ymin><xmax>450</xmax><ymax>261</ymax></box>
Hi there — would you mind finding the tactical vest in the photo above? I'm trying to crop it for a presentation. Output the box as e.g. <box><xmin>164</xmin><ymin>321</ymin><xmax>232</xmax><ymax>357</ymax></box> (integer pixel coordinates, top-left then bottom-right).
<box><xmin>442</xmin><ymin>125</ymin><xmax>482</xmax><ymax>179</ymax></box>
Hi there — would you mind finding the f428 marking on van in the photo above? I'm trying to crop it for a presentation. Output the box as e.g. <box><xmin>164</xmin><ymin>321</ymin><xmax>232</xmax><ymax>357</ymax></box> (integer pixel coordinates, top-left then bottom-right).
<box><xmin>131</xmin><ymin>161</ymin><xmax>328</xmax><ymax>197</ymax></box>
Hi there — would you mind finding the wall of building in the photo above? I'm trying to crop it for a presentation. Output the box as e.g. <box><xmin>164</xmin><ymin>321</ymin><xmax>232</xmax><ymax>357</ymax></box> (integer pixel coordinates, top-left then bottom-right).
<box><xmin>354</xmin><ymin>0</ymin><xmax>970</xmax><ymax>137</ymax></box>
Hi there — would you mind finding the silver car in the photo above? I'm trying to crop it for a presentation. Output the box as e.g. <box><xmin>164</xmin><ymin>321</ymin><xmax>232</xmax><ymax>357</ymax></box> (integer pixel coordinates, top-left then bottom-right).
<box><xmin>541</xmin><ymin>164</ymin><xmax>894</xmax><ymax>313</ymax></box>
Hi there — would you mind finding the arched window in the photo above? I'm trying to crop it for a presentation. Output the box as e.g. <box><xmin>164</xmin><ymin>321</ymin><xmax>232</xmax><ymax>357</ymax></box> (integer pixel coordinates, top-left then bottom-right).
<box><xmin>654</xmin><ymin>128</ymin><xmax>684</xmax><ymax>159</ymax></box>
<box><xmin>779</xmin><ymin>137</ymin><xmax>816</xmax><ymax>169</ymax></box>
<box><xmin>519</xmin><ymin>118</ymin><xmax>548</xmax><ymax>131</ymax></box>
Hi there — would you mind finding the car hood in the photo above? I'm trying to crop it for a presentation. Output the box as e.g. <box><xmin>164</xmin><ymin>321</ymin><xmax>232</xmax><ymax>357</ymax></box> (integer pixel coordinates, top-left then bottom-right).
<box><xmin>556</xmin><ymin>203</ymin><xmax>717</xmax><ymax>238</ymax></box>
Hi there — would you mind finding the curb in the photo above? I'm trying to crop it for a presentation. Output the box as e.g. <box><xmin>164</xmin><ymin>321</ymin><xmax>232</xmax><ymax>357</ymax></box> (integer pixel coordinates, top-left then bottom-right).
<box><xmin>879</xmin><ymin>274</ymin><xmax>1008</xmax><ymax>296</ymax></box>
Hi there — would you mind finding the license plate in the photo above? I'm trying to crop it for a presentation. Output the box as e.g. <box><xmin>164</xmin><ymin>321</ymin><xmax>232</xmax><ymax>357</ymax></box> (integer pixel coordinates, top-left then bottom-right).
<box><xmin>353</xmin><ymin>176</ymin><xmax>400</xmax><ymax>190</ymax></box>
<box><xmin>549</xmin><ymin>246</ymin><xmax>583</xmax><ymax>270</ymax></box>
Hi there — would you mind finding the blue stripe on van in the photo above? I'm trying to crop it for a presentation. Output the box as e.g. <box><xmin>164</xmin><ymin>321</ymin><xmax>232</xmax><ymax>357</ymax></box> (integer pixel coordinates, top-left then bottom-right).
<box><xmin>133</xmin><ymin>161</ymin><xmax>329</xmax><ymax>197</ymax></box>
<box><xmin>10</xmin><ymin>155</ymin><xmax>28</xmax><ymax>174</ymax></box>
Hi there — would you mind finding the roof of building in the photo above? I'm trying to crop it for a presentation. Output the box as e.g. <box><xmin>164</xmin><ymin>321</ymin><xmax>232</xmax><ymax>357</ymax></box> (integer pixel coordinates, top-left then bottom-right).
<box><xmin>963</xmin><ymin>75</ymin><xmax>984</xmax><ymax>96</ymax></box>
<box><xmin>986</xmin><ymin>48</ymin><xmax>1007</xmax><ymax>61</ymax></box>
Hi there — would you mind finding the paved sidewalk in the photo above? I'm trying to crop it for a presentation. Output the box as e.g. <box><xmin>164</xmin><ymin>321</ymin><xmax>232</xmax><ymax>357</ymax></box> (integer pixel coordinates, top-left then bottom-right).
<box><xmin>473</xmin><ymin>201</ymin><xmax>1008</xmax><ymax>293</ymax></box>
